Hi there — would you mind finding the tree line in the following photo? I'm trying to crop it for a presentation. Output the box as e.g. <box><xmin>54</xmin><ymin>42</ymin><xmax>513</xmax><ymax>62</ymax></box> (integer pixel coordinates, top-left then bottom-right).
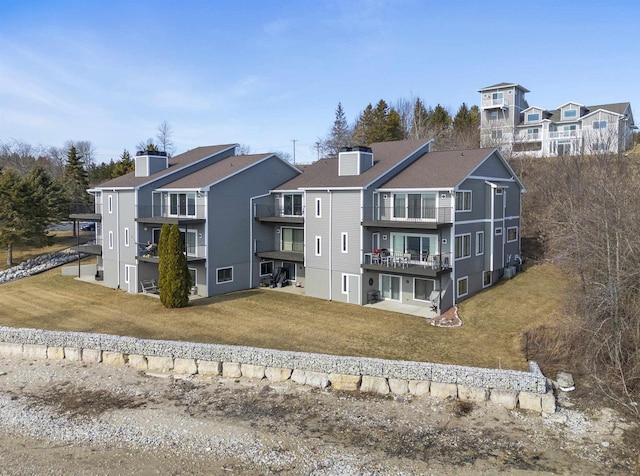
<box><xmin>317</xmin><ymin>98</ymin><xmax>480</xmax><ymax>158</ymax></box>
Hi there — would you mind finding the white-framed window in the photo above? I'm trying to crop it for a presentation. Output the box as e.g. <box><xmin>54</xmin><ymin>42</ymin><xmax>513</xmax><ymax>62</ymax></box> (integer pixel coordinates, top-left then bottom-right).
<box><xmin>526</xmin><ymin>128</ymin><xmax>539</xmax><ymax>139</ymax></box>
<box><xmin>495</xmin><ymin>227</ymin><xmax>503</xmax><ymax>236</ymax></box>
<box><xmin>216</xmin><ymin>267</ymin><xmax>233</xmax><ymax>284</ymax></box>
<box><xmin>455</xmin><ymin>191</ymin><xmax>471</xmax><ymax>212</ymax></box>
<box><xmin>527</xmin><ymin>112</ymin><xmax>540</xmax><ymax>122</ymax></box>
<box><xmin>413</xmin><ymin>278</ymin><xmax>435</xmax><ymax>302</ymax></box>
<box><xmin>483</xmin><ymin>271</ymin><xmax>492</xmax><ymax>288</ymax></box>
<box><xmin>563</xmin><ymin>109</ymin><xmax>577</xmax><ymax>120</ymax></box>
<box><xmin>108</xmin><ymin>231</ymin><xmax>114</xmax><ymax>249</ymax></box>
<box><xmin>455</xmin><ymin>234</ymin><xmax>471</xmax><ymax>260</ymax></box>
<box><xmin>282</xmin><ymin>193</ymin><xmax>303</xmax><ymax>216</ymax></box>
<box><xmin>108</xmin><ymin>195</ymin><xmax>113</xmax><ymax>214</ymax></box>
<box><xmin>457</xmin><ymin>277</ymin><xmax>469</xmax><ymax>298</ymax></box>
<box><xmin>189</xmin><ymin>268</ymin><xmax>197</xmax><ymax>288</ymax></box>
<box><xmin>260</xmin><ymin>261</ymin><xmax>274</xmax><ymax>276</ymax></box>
<box><xmin>507</xmin><ymin>226</ymin><xmax>518</xmax><ymax>242</ymax></box>
<box><xmin>315</xmin><ymin>198</ymin><xmax>321</xmax><ymax>218</ymax></box>
<box><xmin>281</xmin><ymin>227</ymin><xmax>303</xmax><ymax>252</ymax></box>
<box><xmin>593</xmin><ymin>120</ymin><xmax>608</xmax><ymax>129</ymax></box>
<box><xmin>496</xmin><ymin>188</ymin><xmax>503</xmax><ymax>195</ymax></box>
<box><xmin>341</xmin><ymin>232</ymin><xmax>348</xmax><ymax>253</ymax></box>
<box><xmin>491</xmin><ymin>129</ymin><xmax>503</xmax><ymax>140</ymax></box>
<box><xmin>489</xmin><ymin>110</ymin><xmax>499</xmax><ymax>120</ymax></box>
<box><xmin>124</xmin><ymin>265</ymin><xmax>129</xmax><ymax>284</ymax></box>
<box><xmin>341</xmin><ymin>273</ymin><xmax>348</xmax><ymax>294</ymax></box>
<box><xmin>390</xmin><ymin>233</ymin><xmax>437</xmax><ymax>261</ymax></box>
<box><xmin>475</xmin><ymin>231</ymin><xmax>484</xmax><ymax>256</ymax></box>
<box><xmin>392</xmin><ymin>192</ymin><xmax>437</xmax><ymax>220</ymax></box>
<box><xmin>169</xmin><ymin>192</ymin><xmax>196</xmax><ymax>217</ymax></box>
<box><xmin>124</xmin><ymin>227</ymin><xmax>130</xmax><ymax>247</ymax></box>
<box><xmin>315</xmin><ymin>236</ymin><xmax>321</xmax><ymax>256</ymax></box>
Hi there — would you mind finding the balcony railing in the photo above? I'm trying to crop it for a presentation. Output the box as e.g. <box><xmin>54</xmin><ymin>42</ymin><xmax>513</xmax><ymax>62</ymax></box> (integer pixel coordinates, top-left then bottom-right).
<box><xmin>136</xmin><ymin>242</ymin><xmax>206</xmax><ymax>259</ymax></box>
<box><xmin>363</xmin><ymin>207</ymin><xmax>452</xmax><ymax>224</ymax></box>
<box><xmin>254</xmin><ymin>240</ymin><xmax>304</xmax><ymax>254</ymax></box>
<box><xmin>481</xmin><ymin>97</ymin><xmax>509</xmax><ymax>109</ymax></box>
<box><xmin>549</xmin><ymin>130</ymin><xmax>581</xmax><ymax>139</ymax></box>
<box><xmin>254</xmin><ymin>204</ymin><xmax>305</xmax><ymax>219</ymax></box>
<box><xmin>514</xmin><ymin>132</ymin><xmax>541</xmax><ymax>142</ymax></box>
<box><xmin>70</xmin><ymin>202</ymin><xmax>102</xmax><ymax>215</ymax></box>
<box><xmin>363</xmin><ymin>250</ymin><xmax>452</xmax><ymax>270</ymax></box>
<box><xmin>137</xmin><ymin>204</ymin><xmax>206</xmax><ymax>220</ymax></box>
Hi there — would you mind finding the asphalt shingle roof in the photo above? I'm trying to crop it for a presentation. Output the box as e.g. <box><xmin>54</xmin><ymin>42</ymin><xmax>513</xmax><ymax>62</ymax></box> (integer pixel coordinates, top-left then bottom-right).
<box><xmin>276</xmin><ymin>139</ymin><xmax>430</xmax><ymax>190</ymax></box>
<box><xmin>94</xmin><ymin>144</ymin><xmax>237</xmax><ymax>188</ymax></box>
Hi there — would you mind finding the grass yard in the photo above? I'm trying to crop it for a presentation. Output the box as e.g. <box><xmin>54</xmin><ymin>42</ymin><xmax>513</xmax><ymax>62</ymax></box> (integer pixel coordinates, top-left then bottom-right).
<box><xmin>0</xmin><ymin>261</ymin><xmax>571</xmax><ymax>371</ymax></box>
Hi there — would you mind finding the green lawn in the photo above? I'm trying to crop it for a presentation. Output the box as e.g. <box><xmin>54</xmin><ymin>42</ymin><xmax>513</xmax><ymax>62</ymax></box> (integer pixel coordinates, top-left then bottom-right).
<box><xmin>0</xmin><ymin>262</ymin><xmax>569</xmax><ymax>371</ymax></box>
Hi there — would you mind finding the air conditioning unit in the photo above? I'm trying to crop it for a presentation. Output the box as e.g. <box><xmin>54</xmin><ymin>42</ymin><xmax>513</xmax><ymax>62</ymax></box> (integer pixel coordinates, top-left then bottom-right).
<box><xmin>503</xmin><ymin>266</ymin><xmax>517</xmax><ymax>279</ymax></box>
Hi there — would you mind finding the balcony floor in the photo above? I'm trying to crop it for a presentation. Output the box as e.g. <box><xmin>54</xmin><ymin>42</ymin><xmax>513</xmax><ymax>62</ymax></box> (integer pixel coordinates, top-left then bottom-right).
<box><xmin>256</xmin><ymin>250</ymin><xmax>304</xmax><ymax>262</ymax></box>
<box><xmin>362</xmin><ymin>220</ymin><xmax>450</xmax><ymax>230</ymax></box>
<box><xmin>362</xmin><ymin>262</ymin><xmax>450</xmax><ymax>278</ymax></box>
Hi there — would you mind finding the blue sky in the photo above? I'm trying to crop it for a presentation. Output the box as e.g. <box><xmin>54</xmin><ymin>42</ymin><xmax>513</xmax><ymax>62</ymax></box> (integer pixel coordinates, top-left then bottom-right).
<box><xmin>1</xmin><ymin>0</ymin><xmax>638</xmax><ymax>164</ymax></box>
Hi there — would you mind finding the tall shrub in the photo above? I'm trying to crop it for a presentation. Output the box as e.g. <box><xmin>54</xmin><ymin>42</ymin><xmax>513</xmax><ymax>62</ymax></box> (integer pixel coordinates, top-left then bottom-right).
<box><xmin>158</xmin><ymin>224</ymin><xmax>191</xmax><ymax>308</ymax></box>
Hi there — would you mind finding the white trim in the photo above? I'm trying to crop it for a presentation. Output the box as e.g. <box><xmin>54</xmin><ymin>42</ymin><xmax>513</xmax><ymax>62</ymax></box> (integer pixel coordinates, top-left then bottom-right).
<box><xmin>108</xmin><ymin>231</ymin><xmax>114</xmax><ymax>250</ymax></box>
<box><xmin>124</xmin><ymin>227</ymin><xmax>130</xmax><ymax>247</ymax></box>
<box><xmin>495</xmin><ymin>227</ymin><xmax>503</xmax><ymax>235</ymax></box>
<box><xmin>341</xmin><ymin>273</ymin><xmax>348</xmax><ymax>295</ymax></box>
<box><xmin>315</xmin><ymin>197</ymin><xmax>321</xmax><ymax>218</ymax></box>
<box><xmin>506</xmin><ymin>226</ymin><xmax>518</xmax><ymax>243</ymax></box>
<box><xmin>467</xmin><ymin>175</ymin><xmax>516</xmax><ymax>182</ymax></box>
<box><xmin>413</xmin><ymin>277</ymin><xmax>435</xmax><ymax>303</ymax></box>
<box><xmin>341</xmin><ymin>232</ymin><xmax>348</xmax><ymax>253</ymax></box>
<box><xmin>455</xmin><ymin>190</ymin><xmax>472</xmax><ymax>212</ymax></box>
<box><xmin>482</xmin><ymin>270</ymin><xmax>492</xmax><ymax>288</ymax></box>
<box><xmin>456</xmin><ymin>216</ymin><xmax>520</xmax><ymax>225</ymax></box>
<box><xmin>457</xmin><ymin>276</ymin><xmax>469</xmax><ymax>298</ymax></box>
<box><xmin>315</xmin><ymin>236</ymin><xmax>321</xmax><ymax>256</ymax></box>
<box><xmin>259</xmin><ymin>261</ymin><xmax>274</xmax><ymax>277</ymax></box>
<box><xmin>108</xmin><ymin>195</ymin><xmax>113</xmax><ymax>214</ymax></box>
<box><xmin>216</xmin><ymin>266</ymin><xmax>233</xmax><ymax>284</ymax></box>
<box><xmin>380</xmin><ymin>274</ymin><xmax>402</xmax><ymax>302</ymax></box>
<box><xmin>475</xmin><ymin>231</ymin><xmax>484</xmax><ymax>256</ymax></box>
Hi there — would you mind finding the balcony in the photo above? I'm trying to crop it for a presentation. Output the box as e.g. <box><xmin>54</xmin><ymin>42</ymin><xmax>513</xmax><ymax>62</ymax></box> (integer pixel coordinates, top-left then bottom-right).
<box><xmin>136</xmin><ymin>204</ymin><xmax>206</xmax><ymax>225</ymax></box>
<box><xmin>70</xmin><ymin>236</ymin><xmax>103</xmax><ymax>256</ymax></box>
<box><xmin>136</xmin><ymin>242</ymin><xmax>207</xmax><ymax>263</ymax></box>
<box><xmin>362</xmin><ymin>250</ymin><xmax>452</xmax><ymax>278</ymax></box>
<box><xmin>254</xmin><ymin>240</ymin><xmax>304</xmax><ymax>262</ymax></box>
<box><xmin>481</xmin><ymin>97</ymin><xmax>509</xmax><ymax>109</ymax></box>
<box><xmin>254</xmin><ymin>204</ymin><xmax>305</xmax><ymax>224</ymax></box>
<box><xmin>514</xmin><ymin>132</ymin><xmax>541</xmax><ymax>142</ymax></box>
<box><xmin>69</xmin><ymin>202</ymin><xmax>102</xmax><ymax>221</ymax></box>
<box><xmin>549</xmin><ymin>130</ymin><xmax>582</xmax><ymax>139</ymax></box>
<box><xmin>362</xmin><ymin>207</ymin><xmax>452</xmax><ymax>230</ymax></box>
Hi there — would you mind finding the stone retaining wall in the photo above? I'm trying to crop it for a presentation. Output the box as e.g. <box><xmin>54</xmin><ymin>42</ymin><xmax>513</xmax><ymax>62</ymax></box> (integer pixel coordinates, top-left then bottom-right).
<box><xmin>0</xmin><ymin>326</ymin><xmax>555</xmax><ymax>414</ymax></box>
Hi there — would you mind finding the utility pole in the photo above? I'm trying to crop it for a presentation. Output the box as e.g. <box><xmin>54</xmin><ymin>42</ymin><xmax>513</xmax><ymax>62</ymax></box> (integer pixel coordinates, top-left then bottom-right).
<box><xmin>314</xmin><ymin>141</ymin><xmax>321</xmax><ymax>161</ymax></box>
<box><xmin>291</xmin><ymin>139</ymin><xmax>297</xmax><ymax>165</ymax></box>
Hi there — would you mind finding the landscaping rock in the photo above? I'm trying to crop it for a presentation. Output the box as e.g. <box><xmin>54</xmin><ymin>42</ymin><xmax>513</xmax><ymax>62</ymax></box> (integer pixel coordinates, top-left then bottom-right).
<box><xmin>82</xmin><ymin>349</ymin><xmax>102</xmax><ymax>364</ymax></box>
<box><xmin>197</xmin><ymin>360</ymin><xmax>222</xmax><ymax>376</ymax></box>
<box><xmin>430</xmin><ymin>382</ymin><xmax>457</xmax><ymax>399</ymax></box>
<box><xmin>147</xmin><ymin>356</ymin><xmax>174</xmax><ymax>373</ymax></box>
<box><xmin>174</xmin><ymin>358</ymin><xmax>198</xmax><ymax>375</ymax></box>
<box><xmin>265</xmin><ymin>367</ymin><xmax>292</xmax><ymax>382</ymax></box>
<box><xmin>329</xmin><ymin>373</ymin><xmax>361</xmax><ymax>391</ymax></box>
<box><xmin>241</xmin><ymin>364</ymin><xmax>265</xmax><ymax>380</ymax></box>
<box><xmin>541</xmin><ymin>392</ymin><xmax>557</xmax><ymax>414</ymax></box>
<box><xmin>361</xmin><ymin>376</ymin><xmax>389</xmax><ymax>395</ymax></box>
<box><xmin>408</xmin><ymin>380</ymin><xmax>430</xmax><ymax>396</ymax></box>
<box><xmin>128</xmin><ymin>354</ymin><xmax>148</xmax><ymax>370</ymax></box>
<box><xmin>519</xmin><ymin>391</ymin><xmax>542</xmax><ymax>413</ymax></box>
<box><xmin>388</xmin><ymin>378</ymin><xmax>409</xmax><ymax>395</ymax></box>
<box><xmin>46</xmin><ymin>347</ymin><xmax>65</xmax><ymax>360</ymax></box>
<box><xmin>458</xmin><ymin>385</ymin><xmax>489</xmax><ymax>402</ymax></box>
<box><xmin>64</xmin><ymin>347</ymin><xmax>82</xmax><ymax>361</ymax></box>
<box><xmin>0</xmin><ymin>248</ymin><xmax>85</xmax><ymax>284</ymax></box>
<box><xmin>291</xmin><ymin>369</ymin><xmax>307</xmax><ymax>385</ymax></box>
<box><xmin>556</xmin><ymin>372</ymin><xmax>575</xmax><ymax>391</ymax></box>
<box><xmin>222</xmin><ymin>362</ymin><xmax>242</xmax><ymax>378</ymax></box>
<box><xmin>490</xmin><ymin>389</ymin><xmax>518</xmax><ymax>409</ymax></box>
<box><xmin>0</xmin><ymin>343</ymin><xmax>23</xmax><ymax>358</ymax></box>
<box><xmin>305</xmin><ymin>371</ymin><xmax>330</xmax><ymax>388</ymax></box>
<box><xmin>23</xmin><ymin>344</ymin><xmax>48</xmax><ymax>360</ymax></box>
<box><xmin>102</xmin><ymin>351</ymin><xmax>126</xmax><ymax>366</ymax></box>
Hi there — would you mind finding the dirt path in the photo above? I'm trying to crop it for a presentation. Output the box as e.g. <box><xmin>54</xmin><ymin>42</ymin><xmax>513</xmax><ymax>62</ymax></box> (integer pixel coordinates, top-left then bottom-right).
<box><xmin>0</xmin><ymin>357</ymin><xmax>637</xmax><ymax>475</ymax></box>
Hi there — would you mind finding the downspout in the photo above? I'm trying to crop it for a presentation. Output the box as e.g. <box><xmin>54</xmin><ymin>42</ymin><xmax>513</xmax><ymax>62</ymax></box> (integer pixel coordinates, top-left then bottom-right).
<box><xmin>488</xmin><ymin>182</ymin><xmax>496</xmax><ymax>272</ymax></box>
<box><xmin>116</xmin><ymin>191</ymin><xmax>121</xmax><ymax>289</ymax></box>
<box><xmin>328</xmin><ymin>189</ymin><xmax>333</xmax><ymax>301</ymax></box>
<box><xmin>249</xmin><ymin>192</ymin><xmax>270</xmax><ymax>289</ymax></box>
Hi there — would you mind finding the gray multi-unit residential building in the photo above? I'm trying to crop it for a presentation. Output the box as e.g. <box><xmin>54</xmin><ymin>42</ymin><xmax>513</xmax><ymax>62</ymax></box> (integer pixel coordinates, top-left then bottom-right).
<box><xmin>479</xmin><ymin>82</ymin><xmax>636</xmax><ymax>158</ymax></box>
<box><xmin>72</xmin><ymin>138</ymin><xmax>525</xmax><ymax>316</ymax></box>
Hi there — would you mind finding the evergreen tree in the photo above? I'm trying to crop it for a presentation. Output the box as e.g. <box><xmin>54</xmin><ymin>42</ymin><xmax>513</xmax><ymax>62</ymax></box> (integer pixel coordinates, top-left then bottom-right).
<box><xmin>351</xmin><ymin>103</ymin><xmax>375</xmax><ymax>146</ymax></box>
<box><xmin>25</xmin><ymin>164</ymin><xmax>68</xmax><ymax>233</ymax></box>
<box><xmin>63</xmin><ymin>145</ymin><xmax>90</xmax><ymax>207</ymax></box>
<box><xmin>112</xmin><ymin>149</ymin><xmax>134</xmax><ymax>177</ymax></box>
<box><xmin>320</xmin><ymin>103</ymin><xmax>352</xmax><ymax>158</ymax></box>
<box><xmin>158</xmin><ymin>224</ymin><xmax>191</xmax><ymax>308</ymax></box>
<box><xmin>410</xmin><ymin>98</ymin><xmax>431</xmax><ymax>139</ymax></box>
<box><xmin>452</xmin><ymin>103</ymin><xmax>480</xmax><ymax>148</ymax></box>
<box><xmin>428</xmin><ymin>104</ymin><xmax>452</xmax><ymax>130</ymax></box>
<box><xmin>352</xmin><ymin>100</ymin><xmax>405</xmax><ymax>145</ymax></box>
<box><xmin>0</xmin><ymin>169</ymin><xmax>32</xmax><ymax>265</ymax></box>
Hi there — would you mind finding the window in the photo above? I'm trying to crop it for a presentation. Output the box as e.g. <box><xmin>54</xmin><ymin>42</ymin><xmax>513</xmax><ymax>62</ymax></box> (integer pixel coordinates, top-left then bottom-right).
<box><xmin>563</xmin><ymin>109</ymin><xmax>577</xmax><ymax>119</ymax></box>
<box><xmin>315</xmin><ymin>198</ymin><xmax>321</xmax><ymax>218</ymax></box>
<box><xmin>483</xmin><ymin>271</ymin><xmax>492</xmax><ymax>288</ymax></box>
<box><xmin>169</xmin><ymin>192</ymin><xmax>196</xmax><ymax>216</ymax></box>
<box><xmin>342</xmin><ymin>274</ymin><xmax>348</xmax><ymax>294</ymax></box>
<box><xmin>281</xmin><ymin>228</ymin><xmax>303</xmax><ymax>252</ymax></box>
<box><xmin>593</xmin><ymin>120</ymin><xmax>608</xmax><ymax>129</ymax></box>
<box><xmin>283</xmin><ymin>193</ymin><xmax>303</xmax><ymax>216</ymax></box>
<box><xmin>489</xmin><ymin>110</ymin><xmax>499</xmax><ymax>120</ymax></box>
<box><xmin>315</xmin><ymin>236</ymin><xmax>322</xmax><ymax>256</ymax></box>
<box><xmin>180</xmin><ymin>230</ymin><xmax>197</xmax><ymax>256</ymax></box>
<box><xmin>476</xmin><ymin>231</ymin><xmax>484</xmax><ymax>256</ymax></box>
<box><xmin>189</xmin><ymin>269</ymin><xmax>197</xmax><ymax>288</ymax></box>
<box><xmin>341</xmin><ymin>232</ymin><xmax>348</xmax><ymax>253</ymax></box>
<box><xmin>108</xmin><ymin>231</ymin><xmax>114</xmax><ymax>249</ymax></box>
<box><xmin>527</xmin><ymin>113</ymin><xmax>540</xmax><ymax>122</ymax></box>
<box><xmin>391</xmin><ymin>233</ymin><xmax>437</xmax><ymax>261</ymax></box>
<box><xmin>496</xmin><ymin>188</ymin><xmax>503</xmax><ymax>195</ymax></box>
<box><xmin>507</xmin><ymin>227</ymin><xmax>518</xmax><ymax>242</ymax></box>
<box><xmin>124</xmin><ymin>265</ymin><xmax>129</xmax><ymax>284</ymax></box>
<box><xmin>108</xmin><ymin>195</ymin><xmax>113</xmax><ymax>214</ymax></box>
<box><xmin>216</xmin><ymin>267</ymin><xmax>233</xmax><ymax>284</ymax></box>
<box><xmin>414</xmin><ymin>278</ymin><xmax>435</xmax><ymax>302</ymax></box>
<box><xmin>495</xmin><ymin>227</ymin><xmax>503</xmax><ymax>236</ymax></box>
<box><xmin>457</xmin><ymin>277</ymin><xmax>468</xmax><ymax>298</ymax></box>
<box><xmin>124</xmin><ymin>227</ymin><xmax>130</xmax><ymax>247</ymax></box>
<box><xmin>491</xmin><ymin>129</ymin><xmax>503</xmax><ymax>140</ymax></box>
<box><xmin>455</xmin><ymin>191</ymin><xmax>472</xmax><ymax>212</ymax></box>
<box><xmin>393</xmin><ymin>193</ymin><xmax>436</xmax><ymax>220</ymax></box>
<box><xmin>260</xmin><ymin>261</ymin><xmax>274</xmax><ymax>276</ymax></box>
<box><xmin>455</xmin><ymin>234</ymin><xmax>471</xmax><ymax>259</ymax></box>
<box><xmin>527</xmin><ymin>128</ymin><xmax>539</xmax><ymax>138</ymax></box>
<box><xmin>282</xmin><ymin>261</ymin><xmax>296</xmax><ymax>280</ymax></box>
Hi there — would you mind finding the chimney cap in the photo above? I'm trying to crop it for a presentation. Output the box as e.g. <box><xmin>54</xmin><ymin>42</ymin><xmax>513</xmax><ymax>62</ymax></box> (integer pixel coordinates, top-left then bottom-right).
<box><xmin>340</xmin><ymin>145</ymin><xmax>372</xmax><ymax>153</ymax></box>
<box><xmin>136</xmin><ymin>150</ymin><xmax>167</xmax><ymax>157</ymax></box>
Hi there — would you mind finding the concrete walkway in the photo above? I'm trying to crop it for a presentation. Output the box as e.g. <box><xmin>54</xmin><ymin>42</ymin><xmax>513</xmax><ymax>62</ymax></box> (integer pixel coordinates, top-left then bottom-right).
<box><xmin>364</xmin><ymin>299</ymin><xmax>438</xmax><ymax>319</ymax></box>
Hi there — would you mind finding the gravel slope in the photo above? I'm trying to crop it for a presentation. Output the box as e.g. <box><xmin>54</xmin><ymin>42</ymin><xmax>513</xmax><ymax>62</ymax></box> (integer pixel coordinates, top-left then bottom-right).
<box><xmin>0</xmin><ymin>357</ymin><xmax>637</xmax><ymax>475</ymax></box>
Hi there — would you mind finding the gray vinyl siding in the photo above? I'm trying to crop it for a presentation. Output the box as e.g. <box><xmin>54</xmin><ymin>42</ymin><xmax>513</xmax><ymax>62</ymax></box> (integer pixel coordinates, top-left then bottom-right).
<box><xmin>330</xmin><ymin>192</ymin><xmax>362</xmax><ymax>303</ymax></box>
<box><xmin>471</xmin><ymin>153</ymin><xmax>512</xmax><ymax>179</ymax></box>
<box><xmin>304</xmin><ymin>190</ymin><xmax>331</xmax><ymax>300</ymax></box>
<box><xmin>208</xmin><ymin>157</ymin><xmax>298</xmax><ymax>296</ymax></box>
<box><xmin>456</xmin><ymin>178</ymin><xmax>490</xmax><ymax>222</ymax></box>
<box><xmin>100</xmin><ymin>189</ymin><xmax>136</xmax><ymax>291</ymax></box>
